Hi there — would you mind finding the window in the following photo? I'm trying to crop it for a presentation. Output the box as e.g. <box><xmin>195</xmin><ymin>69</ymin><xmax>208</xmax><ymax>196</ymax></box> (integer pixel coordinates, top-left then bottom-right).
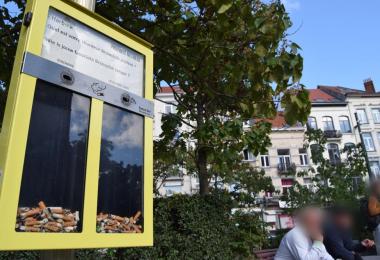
<box><xmin>278</xmin><ymin>149</ymin><xmax>291</xmax><ymax>172</ymax></box>
<box><xmin>243</xmin><ymin>149</ymin><xmax>255</xmax><ymax>161</ymax></box>
<box><xmin>164</xmin><ymin>104</ymin><xmax>177</xmax><ymax>114</ymax></box>
<box><xmin>339</xmin><ymin>116</ymin><xmax>351</xmax><ymax>133</ymax></box>
<box><xmin>260</xmin><ymin>155</ymin><xmax>270</xmax><ymax>167</ymax></box>
<box><xmin>362</xmin><ymin>133</ymin><xmax>375</xmax><ymax>151</ymax></box>
<box><xmin>310</xmin><ymin>144</ymin><xmax>321</xmax><ymax>159</ymax></box>
<box><xmin>377</xmin><ymin>133</ymin><xmax>380</xmax><ymax>148</ymax></box>
<box><xmin>278</xmin><ymin>149</ymin><xmax>291</xmax><ymax>164</ymax></box>
<box><xmin>281</xmin><ymin>178</ymin><xmax>294</xmax><ymax>195</ymax></box>
<box><xmin>299</xmin><ymin>148</ymin><xmax>308</xmax><ymax>166</ymax></box>
<box><xmin>307</xmin><ymin>117</ymin><xmax>317</xmax><ymax>130</ymax></box>
<box><xmin>322</xmin><ymin>116</ymin><xmax>334</xmax><ymax>131</ymax></box>
<box><xmin>303</xmin><ymin>178</ymin><xmax>313</xmax><ymax>189</ymax></box>
<box><xmin>356</xmin><ymin>109</ymin><xmax>368</xmax><ymax>124</ymax></box>
<box><xmin>327</xmin><ymin>143</ymin><xmax>340</xmax><ymax>165</ymax></box>
<box><xmin>373</xmin><ymin>109</ymin><xmax>380</xmax><ymax>124</ymax></box>
<box><xmin>344</xmin><ymin>142</ymin><xmax>356</xmax><ymax>151</ymax></box>
<box><xmin>370</xmin><ymin>161</ymin><xmax>380</xmax><ymax>178</ymax></box>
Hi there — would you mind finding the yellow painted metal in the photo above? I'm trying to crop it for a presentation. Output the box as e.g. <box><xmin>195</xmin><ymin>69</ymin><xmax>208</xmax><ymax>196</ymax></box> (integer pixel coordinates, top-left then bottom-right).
<box><xmin>0</xmin><ymin>0</ymin><xmax>153</xmax><ymax>250</ymax></box>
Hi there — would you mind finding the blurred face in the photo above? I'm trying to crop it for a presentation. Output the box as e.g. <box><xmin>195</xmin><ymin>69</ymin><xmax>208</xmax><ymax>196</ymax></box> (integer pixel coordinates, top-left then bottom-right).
<box><xmin>334</xmin><ymin>214</ymin><xmax>352</xmax><ymax>229</ymax></box>
<box><xmin>301</xmin><ymin>208</ymin><xmax>323</xmax><ymax>235</ymax></box>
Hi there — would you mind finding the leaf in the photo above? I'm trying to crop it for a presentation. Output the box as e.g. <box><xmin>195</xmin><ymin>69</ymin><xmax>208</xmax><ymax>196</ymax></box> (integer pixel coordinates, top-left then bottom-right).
<box><xmin>218</xmin><ymin>3</ymin><xmax>233</xmax><ymax>14</ymax></box>
<box><xmin>255</xmin><ymin>44</ymin><xmax>266</xmax><ymax>57</ymax></box>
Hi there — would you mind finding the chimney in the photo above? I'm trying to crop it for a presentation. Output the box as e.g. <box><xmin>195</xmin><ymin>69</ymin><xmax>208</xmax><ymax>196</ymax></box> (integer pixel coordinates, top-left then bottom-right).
<box><xmin>364</xmin><ymin>78</ymin><xmax>376</xmax><ymax>94</ymax></box>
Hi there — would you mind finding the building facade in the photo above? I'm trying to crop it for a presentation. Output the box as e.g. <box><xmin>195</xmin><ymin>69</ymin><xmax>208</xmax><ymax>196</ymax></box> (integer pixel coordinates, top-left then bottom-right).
<box><xmin>315</xmin><ymin>79</ymin><xmax>380</xmax><ymax>178</ymax></box>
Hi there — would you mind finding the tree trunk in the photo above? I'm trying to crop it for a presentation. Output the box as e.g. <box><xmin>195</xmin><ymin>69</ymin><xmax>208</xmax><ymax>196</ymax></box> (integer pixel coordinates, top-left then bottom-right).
<box><xmin>197</xmin><ymin>147</ymin><xmax>209</xmax><ymax>195</ymax></box>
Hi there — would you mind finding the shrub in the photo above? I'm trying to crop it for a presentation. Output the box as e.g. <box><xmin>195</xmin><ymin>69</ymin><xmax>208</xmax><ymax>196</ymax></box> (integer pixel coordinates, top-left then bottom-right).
<box><xmin>78</xmin><ymin>192</ymin><xmax>266</xmax><ymax>259</ymax></box>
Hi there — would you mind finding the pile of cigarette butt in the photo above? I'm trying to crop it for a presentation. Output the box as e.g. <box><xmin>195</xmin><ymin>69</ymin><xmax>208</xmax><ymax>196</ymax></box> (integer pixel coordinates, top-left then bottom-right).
<box><xmin>16</xmin><ymin>201</ymin><xmax>79</xmax><ymax>233</ymax></box>
<box><xmin>96</xmin><ymin>211</ymin><xmax>142</xmax><ymax>233</ymax></box>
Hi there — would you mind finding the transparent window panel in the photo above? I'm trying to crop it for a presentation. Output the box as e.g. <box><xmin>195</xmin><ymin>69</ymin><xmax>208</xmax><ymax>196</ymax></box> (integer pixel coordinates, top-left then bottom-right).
<box><xmin>97</xmin><ymin>104</ymin><xmax>144</xmax><ymax>233</ymax></box>
<box><xmin>16</xmin><ymin>80</ymin><xmax>90</xmax><ymax>233</ymax></box>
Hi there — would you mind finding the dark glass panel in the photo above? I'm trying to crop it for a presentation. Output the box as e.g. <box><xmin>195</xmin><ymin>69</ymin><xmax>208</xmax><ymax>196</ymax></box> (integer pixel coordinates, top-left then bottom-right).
<box><xmin>16</xmin><ymin>80</ymin><xmax>90</xmax><ymax>233</ymax></box>
<box><xmin>97</xmin><ymin>104</ymin><xmax>143</xmax><ymax>233</ymax></box>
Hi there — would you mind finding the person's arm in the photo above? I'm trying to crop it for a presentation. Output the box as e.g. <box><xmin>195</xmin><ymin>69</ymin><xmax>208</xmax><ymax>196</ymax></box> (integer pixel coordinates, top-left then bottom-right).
<box><xmin>368</xmin><ymin>196</ymin><xmax>380</xmax><ymax>216</ymax></box>
<box><xmin>325</xmin><ymin>232</ymin><xmax>355</xmax><ymax>260</ymax></box>
<box><xmin>341</xmin><ymin>232</ymin><xmax>366</xmax><ymax>253</ymax></box>
<box><xmin>288</xmin><ymin>234</ymin><xmax>334</xmax><ymax>260</ymax></box>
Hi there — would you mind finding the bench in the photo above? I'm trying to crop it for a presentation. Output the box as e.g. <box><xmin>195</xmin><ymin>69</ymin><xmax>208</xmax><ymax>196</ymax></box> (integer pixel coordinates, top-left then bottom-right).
<box><xmin>253</xmin><ymin>249</ymin><xmax>277</xmax><ymax>260</ymax></box>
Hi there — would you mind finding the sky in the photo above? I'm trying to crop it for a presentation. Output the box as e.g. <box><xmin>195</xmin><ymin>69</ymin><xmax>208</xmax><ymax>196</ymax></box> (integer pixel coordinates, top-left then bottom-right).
<box><xmin>2</xmin><ymin>0</ymin><xmax>380</xmax><ymax>91</ymax></box>
<box><xmin>283</xmin><ymin>0</ymin><xmax>380</xmax><ymax>90</ymax></box>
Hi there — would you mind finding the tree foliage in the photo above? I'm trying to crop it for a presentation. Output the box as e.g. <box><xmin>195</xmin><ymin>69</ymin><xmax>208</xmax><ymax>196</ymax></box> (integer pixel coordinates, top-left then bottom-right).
<box><xmin>0</xmin><ymin>0</ymin><xmax>24</xmax><ymax>126</ymax></box>
<box><xmin>285</xmin><ymin>129</ymin><xmax>368</xmax><ymax>209</ymax></box>
<box><xmin>96</xmin><ymin>0</ymin><xmax>309</xmax><ymax>194</ymax></box>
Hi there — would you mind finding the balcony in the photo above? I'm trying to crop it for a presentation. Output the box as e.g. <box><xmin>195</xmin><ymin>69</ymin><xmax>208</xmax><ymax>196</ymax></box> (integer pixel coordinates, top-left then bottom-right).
<box><xmin>277</xmin><ymin>163</ymin><xmax>296</xmax><ymax>175</ymax></box>
<box><xmin>323</xmin><ymin>130</ymin><xmax>342</xmax><ymax>139</ymax></box>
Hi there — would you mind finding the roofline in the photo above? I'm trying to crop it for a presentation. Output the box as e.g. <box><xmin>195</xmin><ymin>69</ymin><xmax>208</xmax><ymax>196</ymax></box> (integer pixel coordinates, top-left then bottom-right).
<box><xmin>346</xmin><ymin>93</ymin><xmax>380</xmax><ymax>98</ymax></box>
<box><xmin>311</xmin><ymin>102</ymin><xmax>347</xmax><ymax>107</ymax></box>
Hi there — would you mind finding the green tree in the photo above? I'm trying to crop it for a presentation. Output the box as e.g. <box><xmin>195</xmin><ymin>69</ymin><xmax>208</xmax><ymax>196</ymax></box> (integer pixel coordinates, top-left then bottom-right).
<box><xmin>96</xmin><ymin>0</ymin><xmax>310</xmax><ymax>195</ymax></box>
<box><xmin>0</xmin><ymin>0</ymin><xmax>24</xmax><ymax>126</ymax></box>
<box><xmin>285</xmin><ymin>129</ymin><xmax>368</xmax><ymax>209</ymax></box>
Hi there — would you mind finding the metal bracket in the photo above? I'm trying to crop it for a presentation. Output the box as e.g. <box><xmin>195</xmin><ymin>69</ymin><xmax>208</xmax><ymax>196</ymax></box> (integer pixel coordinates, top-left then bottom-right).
<box><xmin>21</xmin><ymin>52</ymin><xmax>154</xmax><ymax>118</ymax></box>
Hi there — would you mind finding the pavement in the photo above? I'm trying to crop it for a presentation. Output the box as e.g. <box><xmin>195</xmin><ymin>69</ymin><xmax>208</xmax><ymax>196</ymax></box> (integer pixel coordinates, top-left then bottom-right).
<box><xmin>362</xmin><ymin>256</ymin><xmax>380</xmax><ymax>259</ymax></box>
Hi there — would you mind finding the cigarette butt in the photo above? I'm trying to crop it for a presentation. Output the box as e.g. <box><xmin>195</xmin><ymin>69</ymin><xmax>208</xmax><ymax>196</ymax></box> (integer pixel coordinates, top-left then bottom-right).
<box><xmin>64</xmin><ymin>226</ymin><xmax>75</xmax><ymax>232</ymax></box>
<box><xmin>133</xmin><ymin>211</ymin><xmax>142</xmax><ymax>222</ymax></box>
<box><xmin>63</xmin><ymin>221</ymin><xmax>76</xmax><ymax>227</ymax></box>
<box><xmin>44</xmin><ymin>225</ymin><xmax>60</xmax><ymax>232</ymax></box>
<box><xmin>25</xmin><ymin>219</ymin><xmax>40</xmax><ymax>226</ymax></box>
<box><xmin>21</xmin><ymin>208</ymin><xmax>41</xmax><ymax>219</ymax></box>
<box><xmin>122</xmin><ymin>224</ymin><xmax>131</xmax><ymax>231</ymax></box>
<box><xmin>75</xmin><ymin>211</ymin><xmax>80</xmax><ymax>221</ymax></box>
<box><xmin>133</xmin><ymin>225</ymin><xmax>142</xmax><ymax>233</ymax></box>
<box><xmin>63</xmin><ymin>214</ymin><xmax>74</xmax><ymax>222</ymax></box>
<box><xmin>38</xmin><ymin>201</ymin><xmax>46</xmax><ymax>209</ymax></box>
<box><xmin>49</xmin><ymin>207</ymin><xmax>63</xmax><ymax>214</ymax></box>
<box><xmin>46</xmin><ymin>222</ymin><xmax>62</xmax><ymax>228</ymax></box>
<box><xmin>52</xmin><ymin>213</ymin><xmax>64</xmax><ymax>219</ymax></box>
<box><xmin>25</xmin><ymin>226</ymin><xmax>40</xmax><ymax>232</ymax></box>
<box><xmin>111</xmin><ymin>215</ymin><xmax>125</xmax><ymax>222</ymax></box>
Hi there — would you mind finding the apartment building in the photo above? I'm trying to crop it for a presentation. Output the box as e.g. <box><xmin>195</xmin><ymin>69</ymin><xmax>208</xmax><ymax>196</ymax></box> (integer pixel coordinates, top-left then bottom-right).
<box><xmin>243</xmin><ymin>113</ymin><xmax>310</xmax><ymax>196</ymax></box>
<box><xmin>316</xmin><ymin>79</ymin><xmax>380</xmax><ymax>178</ymax></box>
<box><xmin>307</xmin><ymin>88</ymin><xmax>359</xmax><ymax>164</ymax></box>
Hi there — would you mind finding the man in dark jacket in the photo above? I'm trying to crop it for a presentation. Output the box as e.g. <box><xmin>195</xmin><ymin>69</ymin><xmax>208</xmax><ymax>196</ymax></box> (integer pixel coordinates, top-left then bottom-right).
<box><xmin>323</xmin><ymin>206</ymin><xmax>374</xmax><ymax>260</ymax></box>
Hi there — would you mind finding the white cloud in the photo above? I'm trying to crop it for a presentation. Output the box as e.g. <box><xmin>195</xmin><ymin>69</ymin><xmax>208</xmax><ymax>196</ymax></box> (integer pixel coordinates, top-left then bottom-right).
<box><xmin>108</xmin><ymin>114</ymin><xmax>143</xmax><ymax>149</ymax></box>
<box><xmin>282</xmin><ymin>0</ymin><xmax>301</xmax><ymax>12</ymax></box>
<box><xmin>102</xmin><ymin>105</ymin><xmax>143</xmax><ymax>149</ymax></box>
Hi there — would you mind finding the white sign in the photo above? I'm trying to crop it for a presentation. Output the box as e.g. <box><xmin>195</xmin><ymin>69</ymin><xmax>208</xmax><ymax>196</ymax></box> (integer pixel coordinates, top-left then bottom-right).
<box><xmin>41</xmin><ymin>8</ymin><xmax>144</xmax><ymax>97</ymax></box>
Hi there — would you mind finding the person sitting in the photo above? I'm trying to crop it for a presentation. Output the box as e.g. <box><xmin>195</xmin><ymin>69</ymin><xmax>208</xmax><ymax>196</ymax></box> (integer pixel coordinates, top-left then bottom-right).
<box><xmin>323</xmin><ymin>205</ymin><xmax>374</xmax><ymax>260</ymax></box>
<box><xmin>368</xmin><ymin>180</ymin><xmax>380</xmax><ymax>255</ymax></box>
<box><xmin>275</xmin><ymin>207</ymin><xmax>333</xmax><ymax>260</ymax></box>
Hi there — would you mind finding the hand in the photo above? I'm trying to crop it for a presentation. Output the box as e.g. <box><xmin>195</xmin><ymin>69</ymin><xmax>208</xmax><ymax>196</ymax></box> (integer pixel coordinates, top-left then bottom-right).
<box><xmin>310</xmin><ymin>232</ymin><xmax>323</xmax><ymax>242</ymax></box>
<box><xmin>361</xmin><ymin>239</ymin><xmax>375</xmax><ymax>248</ymax></box>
